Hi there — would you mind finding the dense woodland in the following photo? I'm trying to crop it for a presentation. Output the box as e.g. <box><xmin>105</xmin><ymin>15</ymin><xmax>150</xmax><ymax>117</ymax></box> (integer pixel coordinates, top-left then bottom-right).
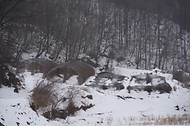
<box><xmin>0</xmin><ymin>0</ymin><xmax>190</xmax><ymax>79</ymax></box>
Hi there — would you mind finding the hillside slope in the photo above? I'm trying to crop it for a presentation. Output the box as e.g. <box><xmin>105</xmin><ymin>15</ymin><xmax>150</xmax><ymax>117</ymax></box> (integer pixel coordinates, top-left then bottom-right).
<box><xmin>0</xmin><ymin>67</ymin><xmax>190</xmax><ymax>126</ymax></box>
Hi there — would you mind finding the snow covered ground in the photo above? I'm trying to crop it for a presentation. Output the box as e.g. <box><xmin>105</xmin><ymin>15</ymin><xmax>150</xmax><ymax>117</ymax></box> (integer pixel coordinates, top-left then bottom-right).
<box><xmin>0</xmin><ymin>67</ymin><xmax>190</xmax><ymax>126</ymax></box>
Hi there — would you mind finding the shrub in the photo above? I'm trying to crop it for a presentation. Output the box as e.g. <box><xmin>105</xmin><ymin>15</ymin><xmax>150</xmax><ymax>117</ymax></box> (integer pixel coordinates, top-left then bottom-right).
<box><xmin>0</xmin><ymin>64</ymin><xmax>22</xmax><ymax>93</ymax></box>
<box><xmin>173</xmin><ymin>70</ymin><xmax>190</xmax><ymax>88</ymax></box>
<box><xmin>65</xmin><ymin>86</ymin><xmax>81</xmax><ymax>115</ymax></box>
<box><xmin>173</xmin><ymin>70</ymin><xmax>184</xmax><ymax>83</ymax></box>
<box><xmin>30</xmin><ymin>81</ymin><xmax>55</xmax><ymax>111</ymax></box>
<box><xmin>30</xmin><ymin>82</ymin><xmax>94</xmax><ymax>120</ymax></box>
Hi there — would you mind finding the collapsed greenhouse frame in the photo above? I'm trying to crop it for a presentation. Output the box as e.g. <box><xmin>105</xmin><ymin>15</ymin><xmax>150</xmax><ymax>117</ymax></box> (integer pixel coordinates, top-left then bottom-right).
<box><xmin>47</xmin><ymin>60</ymin><xmax>95</xmax><ymax>84</ymax></box>
<box><xmin>20</xmin><ymin>58</ymin><xmax>95</xmax><ymax>84</ymax></box>
<box><xmin>20</xmin><ymin>58</ymin><xmax>58</xmax><ymax>78</ymax></box>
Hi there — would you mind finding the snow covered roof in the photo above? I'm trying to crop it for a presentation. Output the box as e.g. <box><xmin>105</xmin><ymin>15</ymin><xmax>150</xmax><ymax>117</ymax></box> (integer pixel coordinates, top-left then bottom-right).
<box><xmin>47</xmin><ymin>60</ymin><xmax>95</xmax><ymax>84</ymax></box>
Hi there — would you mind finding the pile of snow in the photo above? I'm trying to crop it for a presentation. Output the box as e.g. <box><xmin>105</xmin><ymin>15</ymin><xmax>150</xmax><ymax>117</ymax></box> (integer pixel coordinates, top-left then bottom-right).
<box><xmin>0</xmin><ymin>67</ymin><xmax>190</xmax><ymax>126</ymax></box>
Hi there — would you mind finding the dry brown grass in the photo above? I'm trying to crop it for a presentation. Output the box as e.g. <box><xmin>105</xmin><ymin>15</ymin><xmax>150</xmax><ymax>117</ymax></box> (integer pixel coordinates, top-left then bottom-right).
<box><xmin>30</xmin><ymin>80</ymin><xmax>55</xmax><ymax>111</ymax></box>
<box><xmin>126</xmin><ymin>114</ymin><xmax>190</xmax><ymax>125</ymax></box>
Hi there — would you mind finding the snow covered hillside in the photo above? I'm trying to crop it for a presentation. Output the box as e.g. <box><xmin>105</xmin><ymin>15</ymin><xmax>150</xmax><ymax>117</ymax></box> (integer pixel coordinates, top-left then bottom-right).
<box><xmin>0</xmin><ymin>67</ymin><xmax>190</xmax><ymax>126</ymax></box>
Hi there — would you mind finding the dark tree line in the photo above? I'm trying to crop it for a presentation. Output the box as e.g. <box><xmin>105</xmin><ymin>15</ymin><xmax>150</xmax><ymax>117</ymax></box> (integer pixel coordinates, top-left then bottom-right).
<box><xmin>0</xmin><ymin>0</ymin><xmax>190</xmax><ymax>86</ymax></box>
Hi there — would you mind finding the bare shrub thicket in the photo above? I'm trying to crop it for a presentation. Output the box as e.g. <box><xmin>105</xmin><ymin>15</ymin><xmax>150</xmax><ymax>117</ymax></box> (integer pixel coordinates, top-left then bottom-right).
<box><xmin>64</xmin><ymin>86</ymin><xmax>81</xmax><ymax>116</ymax></box>
<box><xmin>173</xmin><ymin>70</ymin><xmax>190</xmax><ymax>88</ymax></box>
<box><xmin>173</xmin><ymin>70</ymin><xmax>184</xmax><ymax>82</ymax></box>
<box><xmin>30</xmin><ymin>81</ymin><xmax>55</xmax><ymax>111</ymax></box>
<box><xmin>173</xmin><ymin>70</ymin><xmax>190</xmax><ymax>83</ymax></box>
<box><xmin>43</xmin><ymin>86</ymin><xmax>94</xmax><ymax>119</ymax></box>
<box><xmin>30</xmin><ymin>81</ymin><xmax>94</xmax><ymax>120</ymax></box>
<box><xmin>0</xmin><ymin>64</ymin><xmax>23</xmax><ymax>93</ymax></box>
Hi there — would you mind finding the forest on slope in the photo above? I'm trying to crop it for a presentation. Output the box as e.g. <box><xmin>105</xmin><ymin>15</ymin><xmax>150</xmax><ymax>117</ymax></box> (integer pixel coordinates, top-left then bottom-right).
<box><xmin>0</xmin><ymin>0</ymin><xmax>190</xmax><ymax>74</ymax></box>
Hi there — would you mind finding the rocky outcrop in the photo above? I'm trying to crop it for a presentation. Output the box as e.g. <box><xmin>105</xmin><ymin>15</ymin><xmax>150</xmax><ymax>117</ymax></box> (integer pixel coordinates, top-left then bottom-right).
<box><xmin>127</xmin><ymin>82</ymin><xmax>172</xmax><ymax>94</ymax></box>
